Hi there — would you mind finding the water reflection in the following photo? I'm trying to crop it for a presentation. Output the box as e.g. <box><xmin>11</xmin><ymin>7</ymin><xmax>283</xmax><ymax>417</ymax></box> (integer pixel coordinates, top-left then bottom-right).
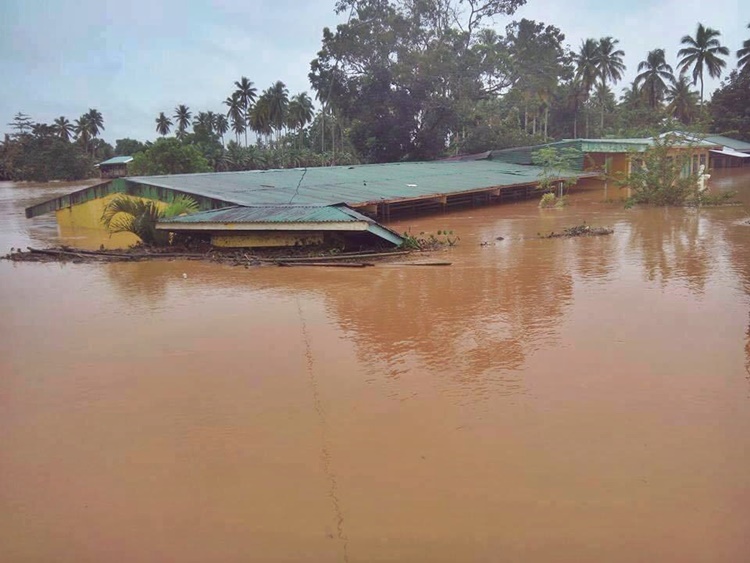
<box><xmin>625</xmin><ymin>207</ymin><xmax>723</xmax><ymax>294</ymax></box>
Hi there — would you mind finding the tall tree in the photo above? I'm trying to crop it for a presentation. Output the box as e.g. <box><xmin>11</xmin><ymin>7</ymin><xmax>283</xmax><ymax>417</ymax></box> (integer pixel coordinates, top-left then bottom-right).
<box><xmin>233</xmin><ymin>77</ymin><xmax>257</xmax><ymax>146</ymax></box>
<box><xmin>224</xmin><ymin>94</ymin><xmax>244</xmax><ymax>144</ymax></box>
<box><xmin>249</xmin><ymin>95</ymin><xmax>272</xmax><ymax>146</ymax></box>
<box><xmin>287</xmin><ymin>92</ymin><xmax>315</xmax><ymax>147</ymax></box>
<box><xmin>677</xmin><ymin>23</ymin><xmax>729</xmax><ymax>104</ymax></box>
<box><xmin>505</xmin><ymin>19</ymin><xmax>569</xmax><ymax>139</ymax></box>
<box><xmin>266</xmin><ymin>81</ymin><xmax>289</xmax><ymax>146</ymax></box>
<box><xmin>74</xmin><ymin>114</ymin><xmax>92</xmax><ymax>153</ymax></box>
<box><xmin>214</xmin><ymin>114</ymin><xmax>229</xmax><ymax>146</ymax></box>
<box><xmin>573</xmin><ymin>38</ymin><xmax>600</xmax><ymax>137</ymax></box>
<box><xmin>595</xmin><ymin>36</ymin><xmax>625</xmax><ymax>130</ymax></box>
<box><xmin>634</xmin><ymin>48</ymin><xmax>675</xmax><ymax>108</ymax></box>
<box><xmin>173</xmin><ymin>105</ymin><xmax>192</xmax><ymax>140</ymax></box>
<box><xmin>85</xmin><ymin>109</ymin><xmax>104</xmax><ymax>139</ymax></box>
<box><xmin>155</xmin><ymin>112</ymin><xmax>172</xmax><ymax>136</ymax></box>
<box><xmin>310</xmin><ymin>0</ymin><xmax>526</xmax><ymax>162</ymax></box>
<box><xmin>737</xmin><ymin>23</ymin><xmax>750</xmax><ymax>75</ymax></box>
<box><xmin>666</xmin><ymin>75</ymin><xmax>699</xmax><ymax>124</ymax></box>
<box><xmin>53</xmin><ymin>116</ymin><xmax>74</xmax><ymax>141</ymax></box>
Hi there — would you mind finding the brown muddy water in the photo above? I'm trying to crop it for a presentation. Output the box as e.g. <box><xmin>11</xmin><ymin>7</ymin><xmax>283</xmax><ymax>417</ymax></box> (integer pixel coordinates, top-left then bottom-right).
<box><xmin>1</xmin><ymin>173</ymin><xmax>750</xmax><ymax>562</ymax></box>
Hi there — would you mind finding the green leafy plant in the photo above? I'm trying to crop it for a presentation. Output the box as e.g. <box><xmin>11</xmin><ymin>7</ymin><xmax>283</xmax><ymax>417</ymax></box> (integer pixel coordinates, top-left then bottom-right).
<box><xmin>532</xmin><ymin>146</ymin><xmax>583</xmax><ymax>197</ymax></box>
<box><xmin>101</xmin><ymin>194</ymin><xmax>199</xmax><ymax>246</ymax></box>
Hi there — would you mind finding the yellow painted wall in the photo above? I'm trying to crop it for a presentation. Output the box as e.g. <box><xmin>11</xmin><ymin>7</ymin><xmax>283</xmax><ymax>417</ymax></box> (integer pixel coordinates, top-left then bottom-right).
<box><xmin>54</xmin><ymin>194</ymin><xmax>165</xmax><ymax>249</ymax></box>
<box><xmin>211</xmin><ymin>232</ymin><xmax>325</xmax><ymax>248</ymax></box>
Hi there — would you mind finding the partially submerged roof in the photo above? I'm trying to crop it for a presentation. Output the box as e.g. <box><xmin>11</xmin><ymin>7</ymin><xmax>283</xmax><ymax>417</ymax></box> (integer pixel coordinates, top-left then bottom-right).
<box><xmin>705</xmin><ymin>135</ymin><xmax>750</xmax><ymax>152</ymax></box>
<box><xmin>98</xmin><ymin>156</ymin><xmax>133</xmax><ymax>166</ymax></box>
<box><xmin>158</xmin><ymin>204</ymin><xmax>376</xmax><ymax>225</ymax></box>
<box><xmin>126</xmin><ymin>160</ymin><xmax>575</xmax><ymax>207</ymax></box>
<box><xmin>156</xmin><ymin>204</ymin><xmax>405</xmax><ymax>246</ymax></box>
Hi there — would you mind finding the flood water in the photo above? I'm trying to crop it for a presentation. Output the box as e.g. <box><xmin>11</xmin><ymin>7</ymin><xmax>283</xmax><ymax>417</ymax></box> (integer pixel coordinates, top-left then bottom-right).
<box><xmin>1</xmin><ymin>173</ymin><xmax>750</xmax><ymax>562</ymax></box>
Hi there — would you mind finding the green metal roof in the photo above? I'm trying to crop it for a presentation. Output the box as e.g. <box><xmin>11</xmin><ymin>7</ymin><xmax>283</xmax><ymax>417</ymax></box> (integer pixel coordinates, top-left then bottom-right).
<box><xmin>157</xmin><ymin>204</ymin><xmax>405</xmax><ymax>246</ymax></box>
<box><xmin>159</xmin><ymin>204</ymin><xmax>371</xmax><ymax>224</ymax></box>
<box><xmin>98</xmin><ymin>156</ymin><xmax>133</xmax><ymax>166</ymax></box>
<box><xmin>705</xmin><ymin>135</ymin><xmax>750</xmax><ymax>152</ymax></box>
<box><xmin>126</xmin><ymin>160</ymin><xmax>576</xmax><ymax>207</ymax></box>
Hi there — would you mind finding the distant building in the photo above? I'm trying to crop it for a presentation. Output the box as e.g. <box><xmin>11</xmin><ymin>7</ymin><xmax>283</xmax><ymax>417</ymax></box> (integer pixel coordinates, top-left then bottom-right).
<box><xmin>97</xmin><ymin>156</ymin><xmax>133</xmax><ymax>179</ymax></box>
<box><xmin>704</xmin><ymin>135</ymin><xmax>750</xmax><ymax>168</ymax></box>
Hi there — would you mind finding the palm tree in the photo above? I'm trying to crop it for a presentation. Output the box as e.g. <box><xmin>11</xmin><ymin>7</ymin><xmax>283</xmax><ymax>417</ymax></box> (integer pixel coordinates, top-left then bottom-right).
<box><xmin>53</xmin><ymin>116</ymin><xmax>74</xmax><ymax>141</ymax></box>
<box><xmin>287</xmin><ymin>93</ymin><xmax>314</xmax><ymax>148</ymax></box>
<box><xmin>666</xmin><ymin>75</ymin><xmax>699</xmax><ymax>124</ymax></box>
<box><xmin>737</xmin><ymin>23</ymin><xmax>750</xmax><ymax>74</ymax></box>
<box><xmin>677</xmin><ymin>23</ymin><xmax>729</xmax><ymax>104</ymax></box>
<box><xmin>74</xmin><ymin>115</ymin><xmax>92</xmax><ymax>152</ymax></box>
<box><xmin>233</xmin><ymin>77</ymin><xmax>257</xmax><ymax>146</ymax></box>
<box><xmin>155</xmin><ymin>112</ymin><xmax>172</xmax><ymax>136</ymax></box>
<box><xmin>573</xmin><ymin>38</ymin><xmax>600</xmax><ymax>137</ymax></box>
<box><xmin>634</xmin><ymin>49</ymin><xmax>675</xmax><ymax>108</ymax></box>
<box><xmin>85</xmin><ymin>109</ymin><xmax>104</xmax><ymax>139</ymax></box>
<box><xmin>101</xmin><ymin>194</ymin><xmax>198</xmax><ymax>246</ymax></box>
<box><xmin>214</xmin><ymin>114</ymin><xmax>229</xmax><ymax>146</ymax></box>
<box><xmin>173</xmin><ymin>105</ymin><xmax>192</xmax><ymax>140</ymax></box>
<box><xmin>595</xmin><ymin>37</ymin><xmax>625</xmax><ymax>130</ymax></box>
<box><xmin>249</xmin><ymin>95</ymin><xmax>272</xmax><ymax>146</ymax></box>
<box><xmin>224</xmin><ymin>94</ymin><xmax>244</xmax><ymax>144</ymax></box>
<box><xmin>194</xmin><ymin>111</ymin><xmax>214</xmax><ymax>135</ymax></box>
<box><xmin>266</xmin><ymin>81</ymin><xmax>289</xmax><ymax>147</ymax></box>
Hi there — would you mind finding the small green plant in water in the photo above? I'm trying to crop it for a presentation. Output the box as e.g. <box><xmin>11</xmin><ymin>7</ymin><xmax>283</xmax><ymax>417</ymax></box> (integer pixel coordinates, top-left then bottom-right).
<box><xmin>532</xmin><ymin>146</ymin><xmax>582</xmax><ymax>198</ymax></box>
<box><xmin>101</xmin><ymin>194</ymin><xmax>199</xmax><ymax>246</ymax></box>
<box><xmin>539</xmin><ymin>193</ymin><xmax>568</xmax><ymax>208</ymax></box>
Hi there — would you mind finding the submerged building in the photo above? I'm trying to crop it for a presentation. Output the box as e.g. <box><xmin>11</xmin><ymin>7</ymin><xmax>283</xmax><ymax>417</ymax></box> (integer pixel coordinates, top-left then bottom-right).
<box><xmin>26</xmin><ymin>132</ymin><xmax>724</xmax><ymax>249</ymax></box>
<box><xmin>27</xmin><ymin>159</ymin><xmax>595</xmax><ymax>248</ymax></box>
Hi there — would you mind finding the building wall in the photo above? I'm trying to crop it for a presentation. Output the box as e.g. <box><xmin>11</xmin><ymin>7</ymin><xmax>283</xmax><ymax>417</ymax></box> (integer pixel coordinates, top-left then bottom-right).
<box><xmin>211</xmin><ymin>231</ymin><xmax>325</xmax><ymax>248</ymax></box>
<box><xmin>54</xmin><ymin>193</ymin><xmax>163</xmax><ymax>248</ymax></box>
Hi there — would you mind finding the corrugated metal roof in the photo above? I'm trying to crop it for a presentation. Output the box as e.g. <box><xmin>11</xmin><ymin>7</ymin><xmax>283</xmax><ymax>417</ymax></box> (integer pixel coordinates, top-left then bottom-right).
<box><xmin>160</xmin><ymin>204</ymin><xmax>369</xmax><ymax>224</ymax></box>
<box><xmin>705</xmin><ymin>135</ymin><xmax>750</xmax><ymax>152</ymax></box>
<box><xmin>99</xmin><ymin>156</ymin><xmax>134</xmax><ymax>166</ymax></box>
<box><xmin>710</xmin><ymin>147</ymin><xmax>750</xmax><ymax>158</ymax></box>
<box><xmin>127</xmin><ymin>160</ymin><xmax>571</xmax><ymax>207</ymax></box>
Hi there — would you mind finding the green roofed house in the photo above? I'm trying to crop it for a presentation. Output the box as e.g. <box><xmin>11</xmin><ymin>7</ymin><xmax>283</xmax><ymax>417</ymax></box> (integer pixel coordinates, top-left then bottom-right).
<box><xmin>156</xmin><ymin>204</ymin><xmax>405</xmax><ymax>248</ymax></box>
<box><xmin>26</xmin><ymin>159</ymin><xmax>597</xmax><ymax>249</ymax></box>
<box><xmin>703</xmin><ymin>135</ymin><xmax>750</xmax><ymax>169</ymax></box>
<box><xmin>25</xmin><ymin>131</ymin><xmax>717</xmax><ymax>250</ymax></box>
<box><xmin>97</xmin><ymin>156</ymin><xmax>133</xmax><ymax>179</ymax></box>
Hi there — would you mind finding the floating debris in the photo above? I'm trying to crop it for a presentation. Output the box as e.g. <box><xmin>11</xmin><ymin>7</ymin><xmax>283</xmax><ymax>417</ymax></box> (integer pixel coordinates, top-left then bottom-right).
<box><xmin>540</xmin><ymin>223</ymin><xmax>614</xmax><ymax>239</ymax></box>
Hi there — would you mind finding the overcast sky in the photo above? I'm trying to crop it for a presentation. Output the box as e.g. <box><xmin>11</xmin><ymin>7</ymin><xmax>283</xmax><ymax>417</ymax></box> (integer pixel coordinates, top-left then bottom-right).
<box><xmin>1</xmin><ymin>0</ymin><xmax>748</xmax><ymax>144</ymax></box>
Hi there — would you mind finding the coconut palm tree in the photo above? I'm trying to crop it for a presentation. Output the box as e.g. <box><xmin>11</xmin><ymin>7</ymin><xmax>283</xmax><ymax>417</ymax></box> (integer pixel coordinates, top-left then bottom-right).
<box><xmin>249</xmin><ymin>95</ymin><xmax>272</xmax><ymax>146</ymax></box>
<box><xmin>155</xmin><ymin>112</ymin><xmax>172</xmax><ymax>136</ymax></box>
<box><xmin>101</xmin><ymin>194</ymin><xmax>198</xmax><ymax>246</ymax></box>
<box><xmin>74</xmin><ymin>115</ymin><xmax>92</xmax><ymax>152</ymax></box>
<box><xmin>666</xmin><ymin>75</ymin><xmax>699</xmax><ymax>124</ymax></box>
<box><xmin>224</xmin><ymin>94</ymin><xmax>244</xmax><ymax>144</ymax></box>
<box><xmin>214</xmin><ymin>114</ymin><xmax>229</xmax><ymax>146</ymax></box>
<box><xmin>287</xmin><ymin>93</ymin><xmax>314</xmax><ymax>148</ymax></box>
<box><xmin>634</xmin><ymin>49</ymin><xmax>675</xmax><ymax>108</ymax></box>
<box><xmin>194</xmin><ymin>111</ymin><xmax>215</xmax><ymax>135</ymax></box>
<box><xmin>573</xmin><ymin>39</ymin><xmax>600</xmax><ymax>137</ymax></box>
<box><xmin>173</xmin><ymin>105</ymin><xmax>192</xmax><ymax>140</ymax></box>
<box><xmin>677</xmin><ymin>23</ymin><xmax>729</xmax><ymax>104</ymax></box>
<box><xmin>266</xmin><ymin>81</ymin><xmax>289</xmax><ymax>146</ymax></box>
<box><xmin>737</xmin><ymin>23</ymin><xmax>750</xmax><ymax>74</ymax></box>
<box><xmin>85</xmin><ymin>109</ymin><xmax>104</xmax><ymax>139</ymax></box>
<box><xmin>595</xmin><ymin>37</ymin><xmax>625</xmax><ymax>130</ymax></box>
<box><xmin>233</xmin><ymin>77</ymin><xmax>257</xmax><ymax>146</ymax></box>
<box><xmin>53</xmin><ymin>116</ymin><xmax>74</xmax><ymax>141</ymax></box>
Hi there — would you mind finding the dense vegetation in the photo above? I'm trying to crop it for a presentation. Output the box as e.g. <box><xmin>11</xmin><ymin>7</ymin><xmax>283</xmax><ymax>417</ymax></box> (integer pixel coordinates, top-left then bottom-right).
<box><xmin>2</xmin><ymin>4</ymin><xmax>749</xmax><ymax>182</ymax></box>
